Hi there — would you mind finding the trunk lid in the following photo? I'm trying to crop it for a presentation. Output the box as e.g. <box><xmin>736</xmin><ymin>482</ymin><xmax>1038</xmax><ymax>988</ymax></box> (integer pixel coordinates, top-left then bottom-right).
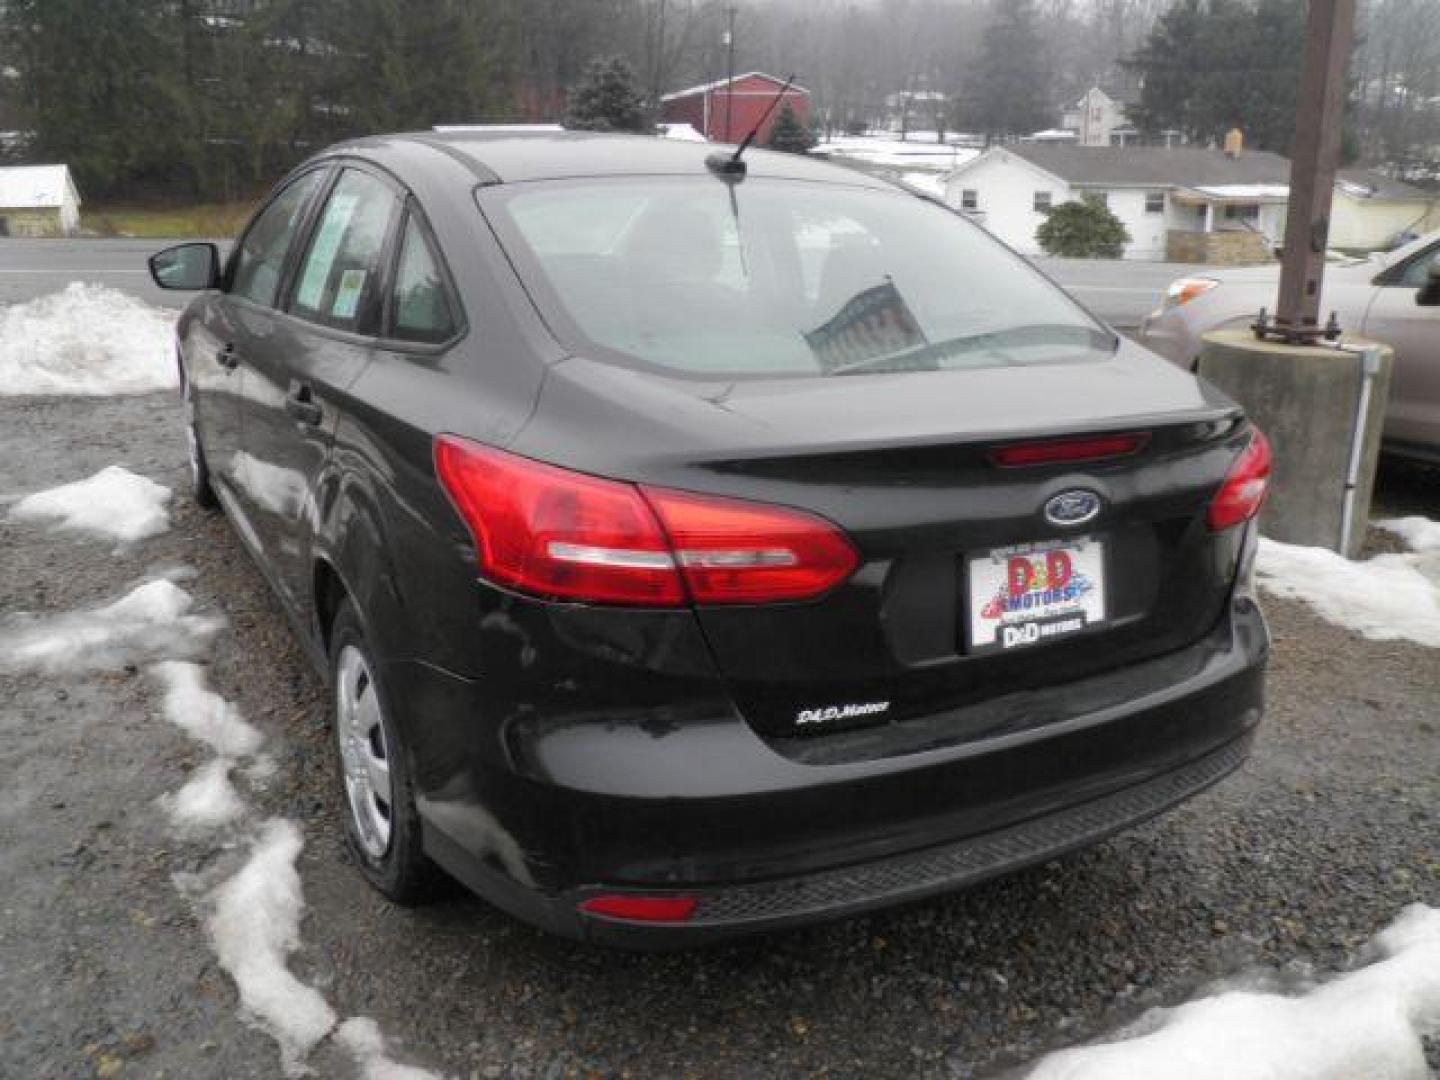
<box><xmin>513</xmin><ymin>340</ymin><xmax>1249</xmax><ymax>755</ymax></box>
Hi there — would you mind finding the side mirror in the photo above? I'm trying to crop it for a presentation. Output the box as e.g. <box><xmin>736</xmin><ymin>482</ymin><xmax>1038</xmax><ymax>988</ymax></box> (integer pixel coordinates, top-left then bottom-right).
<box><xmin>148</xmin><ymin>242</ymin><xmax>220</xmax><ymax>291</ymax></box>
<box><xmin>1417</xmin><ymin>261</ymin><xmax>1440</xmax><ymax>308</ymax></box>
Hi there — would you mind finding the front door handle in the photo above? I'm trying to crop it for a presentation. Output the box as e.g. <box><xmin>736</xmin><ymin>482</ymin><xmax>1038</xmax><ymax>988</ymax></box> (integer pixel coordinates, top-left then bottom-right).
<box><xmin>284</xmin><ymin>383</ymin><xmax>322</xmax><ymax>427</ymax></box>
<box><xmin>217</xmin><ymin>343</ymin><xmax>240</xmax><ymax>371</ymax></box>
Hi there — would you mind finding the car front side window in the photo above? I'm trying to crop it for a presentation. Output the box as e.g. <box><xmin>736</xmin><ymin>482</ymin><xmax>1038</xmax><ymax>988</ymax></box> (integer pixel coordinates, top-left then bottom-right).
<box><xmin>229</xmin><ymin>170</ymin><xmax>326</xmax><ymax>307</ymax></box>
<box><xmin>290</xmin><ymin>168</ymin><xmax>400</xmax><ymax>335</ymax></box>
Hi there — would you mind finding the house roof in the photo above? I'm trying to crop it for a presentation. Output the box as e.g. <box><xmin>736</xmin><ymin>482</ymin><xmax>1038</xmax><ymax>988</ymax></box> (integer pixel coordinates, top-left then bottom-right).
<box><xmin>953</xmin><ymin>146</ymin><xmax>1435</xmax><ymax>203</ymax></box>
<box><xmin>660</xmin><ymin>72</ymin><xmax>809</xmax><ymax>102</ymax></box>
<box><xmin>0</xmin><ymin>164</ymin><xmax>78</xmax><ymax>209</ymax></box>
<box><xmin>997</xmin><ymin>145</ymin><xmax>1294</xmax><ymax>188</ymax></box>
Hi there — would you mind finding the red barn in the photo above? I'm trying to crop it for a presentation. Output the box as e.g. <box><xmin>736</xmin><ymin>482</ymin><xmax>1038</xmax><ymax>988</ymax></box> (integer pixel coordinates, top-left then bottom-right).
<box><xmin>659</xmin><ymin>72</ymin><xmax>810</xmax><ymax>145</ymax></box>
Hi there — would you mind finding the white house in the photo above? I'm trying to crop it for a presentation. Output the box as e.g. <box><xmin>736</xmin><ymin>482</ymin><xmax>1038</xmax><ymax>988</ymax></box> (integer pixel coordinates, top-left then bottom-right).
<box><xmin>941</xmin><ymin>144</ymin><xmax>1438</xmax><ymax>262</ymax></box>
<box><xmin>1060</xmin><ymin>87</ymin><xmax>1135</xmax><ymax>147</ymax></box>
<box><xmin>0</xmin><ymin>164</ymin><xmax>81</xmax><ymax>237</ymax></box>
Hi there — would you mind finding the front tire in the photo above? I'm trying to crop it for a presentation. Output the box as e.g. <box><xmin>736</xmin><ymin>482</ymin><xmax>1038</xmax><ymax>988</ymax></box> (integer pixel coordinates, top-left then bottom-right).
<box><xmin>329</xmin><ymin>598</ymin><xmax>438</xmax><ymax>904</ymax></box>
<box><xmin>183</xmin><ymin>377</ymin><xmax>218</xmax><ymax>509</ymax></box>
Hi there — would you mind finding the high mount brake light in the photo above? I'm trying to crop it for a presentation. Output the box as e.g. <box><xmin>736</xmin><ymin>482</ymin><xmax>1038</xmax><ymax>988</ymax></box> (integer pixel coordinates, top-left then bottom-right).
<box><xmin>433</xmin><ymin>436</ymin><xmax>858</xmax><ymax>606</ymax></box>
<box><xmin>989</xmin><ymin>433</ymin><xmax>1148</xmax><ymax>468</ymax></box>
<box><xmin>1208</xmin><ymin>427</ymin><xmax>1272</xmax><ymax>531</ymax></box>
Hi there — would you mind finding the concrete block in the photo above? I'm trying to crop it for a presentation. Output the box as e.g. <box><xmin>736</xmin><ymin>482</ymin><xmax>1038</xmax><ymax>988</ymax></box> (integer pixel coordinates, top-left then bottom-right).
<box><xmin>1198</xmin><ymin>329</ymin><xmax>1392</xmax><ymax>557</ymax></box>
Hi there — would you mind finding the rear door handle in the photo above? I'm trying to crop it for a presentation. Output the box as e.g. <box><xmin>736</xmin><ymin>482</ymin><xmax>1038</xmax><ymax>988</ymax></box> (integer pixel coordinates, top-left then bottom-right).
<box><xmin>284</xmin><ymin>383</ymin><xmax>323</xmax><ymax>427</ymax></box>
<box><xmin>216</xmin><ymin>343</ymin><xmax>240</xmax><ymax>371</ymax></box>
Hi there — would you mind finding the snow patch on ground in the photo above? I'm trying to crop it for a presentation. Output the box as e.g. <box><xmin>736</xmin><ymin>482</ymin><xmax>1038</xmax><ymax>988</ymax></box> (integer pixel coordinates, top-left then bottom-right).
<box><xmin>900</xmin><ymin>170</ymin><xmax>949</xmax><ymax>198</ymax></box>
<box><xmin>0</xmin><ymin>283</ymin><xmax>178</xmax><ymax>396</ymax></box>
<box><xmin>1377</xmin><ymin>515</ymin><xmax>1440</xmax><ymax>553</ymax></box>
<box><xmin>1257</xmin><ymin>527</ymin><xmax>1440</xmax><ymax>648</ymax></box>
<box><xmin>160</xmin><ymin>757</ymin><xmax>246</xmax><ymax>831</ymax></box>
<box><xmin>0</xmin><ymin>578</ymin><xmax>222</xmax><ymax>673</ymax></box>
<box><xmin>207</xmin><ymin>819</ymin><xmax>338</xmax><ymax>1076</ymax></box>
<box><xmin>150</xmin><ymin>660</ymin><xmax>265</xmax><ymax>759</ymax></box>
<box><xmin>10</xmin><ymin>465</ymin><xmax>171</xmax><ymax>545</ymax></box>
<box><xmin>336</xmin><ymin>1017</ymin><xmax>445</xmax><ymax>1080</ymax></box>
<box><xmin>1027</xmin><ymin>904</ymin><xmax>1440</xmax><ymax>1080</ymax></box>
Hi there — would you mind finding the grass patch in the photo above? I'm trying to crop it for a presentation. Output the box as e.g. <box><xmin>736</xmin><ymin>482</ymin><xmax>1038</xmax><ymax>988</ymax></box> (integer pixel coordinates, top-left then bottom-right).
<box><xmin>83</xmin><ymin>201</ymin><xmax>258</xmax><ymax>240</ymax></box>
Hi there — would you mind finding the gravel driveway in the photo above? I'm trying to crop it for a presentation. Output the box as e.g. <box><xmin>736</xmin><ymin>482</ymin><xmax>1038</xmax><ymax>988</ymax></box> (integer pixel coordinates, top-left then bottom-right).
<box><xmin>1</xmin><ymin>391</ymin><xmax>1436</xmax><ymax>1079</ymax></box>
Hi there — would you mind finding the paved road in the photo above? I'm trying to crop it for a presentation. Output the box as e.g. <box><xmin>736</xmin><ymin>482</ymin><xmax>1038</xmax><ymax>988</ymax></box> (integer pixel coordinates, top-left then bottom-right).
<box><xmin>1</xmin><ymin>238</ymin><xmax>1195</xmax><ymax>328</ymax></box>
<box><xmin>1</xmin><ymin>388</ymin><xmax>1436</xmax><ymax>1079</ymax></box>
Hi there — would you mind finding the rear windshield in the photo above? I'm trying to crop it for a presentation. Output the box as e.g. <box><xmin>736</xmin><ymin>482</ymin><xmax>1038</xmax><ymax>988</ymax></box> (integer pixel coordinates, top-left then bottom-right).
<box><xmin>483</xmin><ymin>176</ymin><xmax>1114</xmax><ymax>378</ymax></box>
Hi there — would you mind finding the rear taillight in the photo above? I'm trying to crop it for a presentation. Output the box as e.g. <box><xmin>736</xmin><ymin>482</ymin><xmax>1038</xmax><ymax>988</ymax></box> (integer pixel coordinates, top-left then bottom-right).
<box><xmin>578</xmin><ymin>894</ymin><xmax>698</xmax><ymax>923</ymax></box>
<box><xmin>989</xmin><ymin>432</ymin><xmax>1148</xmax><ymax>468</ymax></box>
<box><xmin>1208</xmin><ymin>427</ymin><xmax>1271</xmax><ymax>531</ymax></box>
<box><xmin>433</xmin><ymin>436</ymin><xmax>858</xmax><ymax>606</ymax></box>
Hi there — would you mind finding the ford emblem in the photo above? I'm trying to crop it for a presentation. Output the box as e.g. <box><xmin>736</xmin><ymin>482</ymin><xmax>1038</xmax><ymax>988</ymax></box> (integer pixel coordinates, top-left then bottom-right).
<box><xmin>1044</xmin><ymin>489</ymin><xmax>1102</xmax><ymax>527</ymax></box>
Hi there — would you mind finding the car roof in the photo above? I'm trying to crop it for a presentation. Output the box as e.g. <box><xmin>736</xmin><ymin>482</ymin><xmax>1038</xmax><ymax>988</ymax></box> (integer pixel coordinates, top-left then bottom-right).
<box><xmin>328</xmin><ymin>130</ymin><xmax>897</xmax><ymax>190</ymax></box>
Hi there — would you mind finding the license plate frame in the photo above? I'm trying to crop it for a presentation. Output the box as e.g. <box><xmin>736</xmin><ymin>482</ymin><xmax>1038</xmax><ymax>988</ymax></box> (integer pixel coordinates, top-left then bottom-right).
<box><xmin>965</xmin><ymin>537</ymin><xmax>1107</xmax><ymax>654</ymax></box>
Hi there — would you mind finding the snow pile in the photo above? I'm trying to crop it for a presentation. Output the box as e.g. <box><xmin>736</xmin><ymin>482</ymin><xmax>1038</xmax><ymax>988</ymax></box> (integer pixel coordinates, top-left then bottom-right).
<box><xmin>0</xmin><ymin>283</ymin><xmax>178</xmax><ymax>396</ymax></box>
<box><xmin>10</xmin><ymin>465</ymin><xmax>171</xmax><ymax>544</ymax></box>
<box><xmin>336</xmin><ymin>1018</ymin><xmax>444</xmax><ymax>1080</ymax></box>
<box><xmin>1027</xmin><ymin>904</ymin><xmax>1440</xmax><ymax>1080</ymax></box>
<box><xmin>0</xmin><ymin>579</ymin><xmax>222</xmax><ymax>673</ymax></box>
<box><xmin>1378</xmin><ymin>515</ymin><xmax>1440</xmax><ymax>553</ymax></box>
<box><xmin>900</xmin><ymin>171</ymin><xmax>949</xmax><ymax>199</ymax></box>
<box><xmin>207</xmin><ymin>819</ymin><xmax>339</xmax><ymax>1076</ymax></box>
<box><xmin>159</xmin><ymin>758</ymin><xmax>246</xmax><ymax>831</ymax></box>
<box><xmin>151</xmin><ymin>660</ymin><xmax>264</xmax><ymax>758</ymax></box>
<box><xmin>1257</xmin><ymin>524</ymin><xmax>1440</xmax><ymax>648</ymax></box>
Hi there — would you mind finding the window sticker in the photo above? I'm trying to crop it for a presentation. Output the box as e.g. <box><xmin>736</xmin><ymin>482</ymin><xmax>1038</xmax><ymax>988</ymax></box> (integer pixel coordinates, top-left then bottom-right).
<box><xmin>295</xmin><ymin>193</ymin><xmax>359</xmax><ymax>311</ymax></box>
<box><xmin>331</xmin><ymin>268</ymin><xmax>367</xmax><ymax>320</ymax></box>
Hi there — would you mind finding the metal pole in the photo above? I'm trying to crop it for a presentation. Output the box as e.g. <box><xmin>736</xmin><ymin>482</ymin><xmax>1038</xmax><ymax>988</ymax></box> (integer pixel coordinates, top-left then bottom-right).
<box><xmin>724</xmin><ymin>6</ymin><xmax>736</xmax><ymax>143</ymax></box>
<box><xmin>1270</xmin><ymin>0</ymin><xmax>1357</xmax><ymax>342</ymax></box>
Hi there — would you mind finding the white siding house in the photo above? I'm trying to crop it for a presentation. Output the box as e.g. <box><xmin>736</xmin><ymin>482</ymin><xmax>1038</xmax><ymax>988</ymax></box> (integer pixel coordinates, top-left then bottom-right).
<box><xmin>0</xmin><ymin>164</ymin><xmax>81</xmax><ymax>237</ymax></box>
<box><xmin>941</xmin><ymin>145</ymin><xmax>1438</xmax><ymax>261</ymax></box>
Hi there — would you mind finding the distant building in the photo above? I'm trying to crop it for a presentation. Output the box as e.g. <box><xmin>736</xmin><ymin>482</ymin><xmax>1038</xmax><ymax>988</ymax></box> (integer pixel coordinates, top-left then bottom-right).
<box><xmin>1061</xmin><ymin>87</ymin><xmax>1136</xmax><ymax>148</ymax></box>
<box><xmin>0</xmin><ymin>164</ymin><xmax>81</xmax><ymax>237</ymax></box>
<box><xmin>940</xmin><ymin>144</ymin><xmax>1438</xmax><ymax>263</ymax></box>
<box><xmin>660</xmin><ymin>72</ymin><xmax>810</xmax><ymax>144</ymax></box>
<box><xmin>883</xmin><ymin>89</ymin><xmax>947</xmax><ymax>136</ymax></box>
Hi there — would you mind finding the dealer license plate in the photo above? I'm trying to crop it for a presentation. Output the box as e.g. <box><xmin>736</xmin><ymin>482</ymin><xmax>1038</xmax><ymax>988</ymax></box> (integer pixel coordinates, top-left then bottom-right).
<box><xmin>967</xmin><ymin>538</ymin><xmax>1106</xmax><ymax>652</ymax></box>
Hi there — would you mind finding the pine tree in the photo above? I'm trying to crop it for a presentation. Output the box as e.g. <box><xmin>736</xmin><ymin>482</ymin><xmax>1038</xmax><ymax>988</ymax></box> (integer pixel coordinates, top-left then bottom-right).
<box><xmin>1036</xmin><ymin>196</ymin><xmax>1130</xmax><ymax>259</ymax></box>
<box><xmin>766</xmin><ymin>103</ymin><xmax>815</xmax><ymax>154</ymax></box>
<box><xmin>564</xmin><ymin>56</ymin><xmax>646</xmax><ymax>133</ymax></box>
<box><xmin>958</xmin><ymin>0</ymin><xmax>1052</xmax><ymax>140</ymax></box>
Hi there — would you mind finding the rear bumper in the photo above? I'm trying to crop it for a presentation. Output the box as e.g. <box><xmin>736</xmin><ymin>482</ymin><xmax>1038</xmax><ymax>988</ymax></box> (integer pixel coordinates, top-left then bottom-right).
<box><xmin>402</xmin><ymin>597</ymin><xmax>1267</xmax><ymax>946</ymax></box>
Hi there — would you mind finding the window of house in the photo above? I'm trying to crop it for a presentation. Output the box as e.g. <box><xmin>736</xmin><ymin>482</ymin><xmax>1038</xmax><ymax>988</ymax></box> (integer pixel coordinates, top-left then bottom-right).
<box><xmin>1224</xmin><ymin>203</ymin><xmax>1258</xmax><ymax>222</ymax></box>
<box><xmin>960</xmin><ymin>189</ymin><xmax>978</xmax><ymax>211</ymax></box>
<box><xmin>1033</xmin><ymin>191</ymin><xmax>1052</xmax><ymax>212</ymax></box>
<box><xmin>389</xmin><ymin>213</ymin><xmax>459</xmax><ymax>344</ymax></box>
<box><xmin>1145</xmin><ymin>191</ymin><xmax>1165</xmax><ymax>214</ymax></box>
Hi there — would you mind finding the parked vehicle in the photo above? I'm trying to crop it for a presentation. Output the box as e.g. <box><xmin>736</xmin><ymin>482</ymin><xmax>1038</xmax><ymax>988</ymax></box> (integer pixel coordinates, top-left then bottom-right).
<box><xmin>149</xmin><ymin>131</ymin><xmax>1269</xmax><ymax>945</ymax></box>
<box><xmin>1139</xmin><ymin>230</ymin><xmax>1440</xmax><ymax>463</ymax></box>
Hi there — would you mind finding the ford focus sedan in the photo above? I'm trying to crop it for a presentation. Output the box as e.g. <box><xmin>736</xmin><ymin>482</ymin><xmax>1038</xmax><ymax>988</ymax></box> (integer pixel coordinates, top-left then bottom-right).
<box><xmin>149</xmin><ymin>131</ymin><xmax>1269</xmax><ymax>945</ymax></box>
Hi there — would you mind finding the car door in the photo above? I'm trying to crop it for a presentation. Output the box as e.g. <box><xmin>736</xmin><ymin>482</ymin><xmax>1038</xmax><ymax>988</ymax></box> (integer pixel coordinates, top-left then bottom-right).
<box><xmin>1362</xmin><ymin>241</ymin><xmax>1440</xmax><ymax>451</ymax></box>
<box><xmin>198</xmin><ymin>168</ymin><xmax>329</xmax><ymax>502</ymax></box>
<box><xmin>234</xmin><ymin>164</ymin><xmax>402</xmax><ymax>620</ymax></box>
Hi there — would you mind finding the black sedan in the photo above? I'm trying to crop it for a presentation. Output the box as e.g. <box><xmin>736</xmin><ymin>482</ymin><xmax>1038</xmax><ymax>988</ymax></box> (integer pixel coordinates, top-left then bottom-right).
<box><xmin>149</xmin><ymin>131</ymin><xmax>1269</xmax><ymax>945</ymax></box>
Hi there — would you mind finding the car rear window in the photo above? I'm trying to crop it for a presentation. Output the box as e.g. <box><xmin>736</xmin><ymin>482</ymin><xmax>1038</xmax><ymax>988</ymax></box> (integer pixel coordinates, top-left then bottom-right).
<box><xmin>483</xmin><ymin>177</ymin><xmax>1113</xmax><ymax>378</ymax></box>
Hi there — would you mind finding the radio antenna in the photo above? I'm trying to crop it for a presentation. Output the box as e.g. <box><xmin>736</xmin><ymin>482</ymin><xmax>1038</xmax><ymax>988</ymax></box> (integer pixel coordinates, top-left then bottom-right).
<box><xmin>705</xmin><ymin>73</ymin><xmax>796</xmax><ymax>180</ymax></box>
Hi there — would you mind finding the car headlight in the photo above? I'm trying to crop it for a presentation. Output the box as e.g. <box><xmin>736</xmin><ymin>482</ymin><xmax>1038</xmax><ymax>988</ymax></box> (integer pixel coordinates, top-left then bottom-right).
<box><xmin>1163</xmin><ymin>277</ymin><xmax>1220</xmax><ymax>309</ymax></box>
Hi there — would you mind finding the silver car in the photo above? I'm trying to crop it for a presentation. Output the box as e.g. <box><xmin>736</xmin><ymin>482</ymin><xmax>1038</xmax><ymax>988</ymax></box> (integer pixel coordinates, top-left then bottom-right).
<box><xmin>1139</xmin><ymin>230</ymin><xmax>1440</xmax><ymax>462</ymax></box>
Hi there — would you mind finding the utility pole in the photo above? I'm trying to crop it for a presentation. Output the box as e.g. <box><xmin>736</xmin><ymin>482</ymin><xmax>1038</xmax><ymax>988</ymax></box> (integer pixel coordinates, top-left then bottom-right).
<box><xmin>723</xmin><ymin>5</ymin><xmax>737</xmax><ymax>143</ymax></box>
<box><xmin>1260</xmin><ymin>0</ymin><xmax>1358</xmax><ymax>343</ymax></box>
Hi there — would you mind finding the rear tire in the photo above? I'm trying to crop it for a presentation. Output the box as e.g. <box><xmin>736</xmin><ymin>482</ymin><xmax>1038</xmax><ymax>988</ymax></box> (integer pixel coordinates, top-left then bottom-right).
<box><xmin>183</xmin><ymin>378</ymin><xmax>218</xmax><ymax>509</ymax></box>
<box><xmin>329</xmin><ymin>598</ymin><xmax>439</xmax><ymax>904</ymax></box>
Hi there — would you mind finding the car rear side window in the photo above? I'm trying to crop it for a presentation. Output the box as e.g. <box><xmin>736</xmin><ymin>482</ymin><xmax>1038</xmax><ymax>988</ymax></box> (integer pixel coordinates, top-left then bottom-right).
<box><xmin>230</xmin><ymin>170</ymin><xmax>325</xmax><ymax>307</ymax></box>
<box><xmin>290</xmin><ymin>168</ymin><xmax>398</xmax><ymax>333</ymax></box>
<box><xmin>389</xmin><ymin>214</ymin><xmax>457</xmax><ymax>344</ymax></box>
